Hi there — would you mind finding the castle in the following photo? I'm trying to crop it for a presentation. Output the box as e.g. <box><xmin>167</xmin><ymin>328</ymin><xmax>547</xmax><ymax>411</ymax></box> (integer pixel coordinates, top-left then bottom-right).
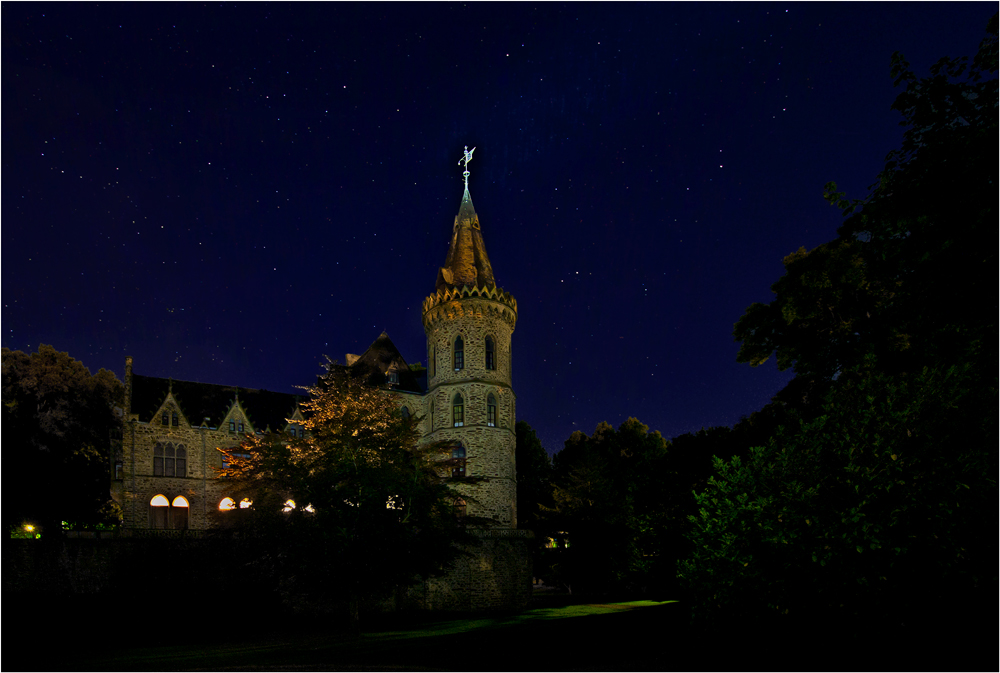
<box><xmin>111</xmin><ymin>149</ymin><xmax>532</xmax><ymax>610</ymax></box>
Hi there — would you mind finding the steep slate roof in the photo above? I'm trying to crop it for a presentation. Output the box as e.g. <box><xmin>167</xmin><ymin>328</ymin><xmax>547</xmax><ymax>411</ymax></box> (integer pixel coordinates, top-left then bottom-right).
<box><xmin>435</xmin><ymin>185</ymin><xmax>496</xmax><ymax>292</ymax></box>
<box><xmin>130</xmin><ymin>373</ymin><xmax>305</xmax><ymax>432</ymax></box>
<box><xmin>347</xmin><ymin>331</ymin><xmax>423</xmax><ymax>393</ymax></box>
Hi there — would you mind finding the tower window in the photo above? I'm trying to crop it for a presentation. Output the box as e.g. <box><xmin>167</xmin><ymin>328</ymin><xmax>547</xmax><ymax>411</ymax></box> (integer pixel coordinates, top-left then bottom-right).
<box><xmin>487</xmin><ymin>394</ymin><xmax>497</xmax><ymax>427</ymax></box>
<box><xmin>451</xmin><ymin>445</ymin><xmax>466</xmax><ymax>478</ymax></box>
<box><xmin>452</xmin><ymin>393</ymin><xmax>464</xmax><ymax>427</ymax></box>
<box><xmin>485</xmin><ymin>336</ymin><xmax>495</xmax><ymax>370</ymax></box>
<box><xmin>453</xmin><ymin>336</ymin><xmax>464</xmax><ymax>371</ymax></box>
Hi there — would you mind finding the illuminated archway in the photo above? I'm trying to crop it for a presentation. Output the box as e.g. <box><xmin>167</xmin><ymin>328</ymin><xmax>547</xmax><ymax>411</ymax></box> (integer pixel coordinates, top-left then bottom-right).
<box><xmin>282</xmin><ymin>499</ymin><xmax>296</xmax><ymax>513</ymax></box>
<box><xmin>219</xmin><ymin>497</ymin><xmax>236</xmax><ymax>511</ymax></box>
<box><xmin>239</xmin><ymin>498</ymin><xmax>252</xmax><ymax>509</ymax></box>
<box><xmin>150</xmin><ymin>494</ymin><xmax>169</xmax><ymax>529</ymax></box>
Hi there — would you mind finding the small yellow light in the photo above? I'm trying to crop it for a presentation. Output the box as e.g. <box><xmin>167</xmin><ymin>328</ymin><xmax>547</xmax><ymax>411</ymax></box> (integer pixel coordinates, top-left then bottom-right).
<box><xmin>24</xmin><ymin>525</ymin><xmax>35</xmax><ymax>533</ymax></box>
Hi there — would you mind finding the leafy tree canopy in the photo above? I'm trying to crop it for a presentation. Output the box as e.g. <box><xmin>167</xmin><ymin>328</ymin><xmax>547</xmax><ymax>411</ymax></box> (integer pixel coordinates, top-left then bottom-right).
<box><xmin>514</xmin><ymin>420</ymin><xmax>552</xmax><ymax>532</ymax></box>
<box><xmin>215</xmin><ymin>360</ymin><xmax>477</xmax><ymax>623</ymax></box>
<box><xmin>2</xmin><ymin>345</ymin><xmax>123</xmax><ymax>532</ymax></box>
<box><xmin>735</xmin><ymin>15</ymin><xmax>997</xmax><ymax>382</ymax></box>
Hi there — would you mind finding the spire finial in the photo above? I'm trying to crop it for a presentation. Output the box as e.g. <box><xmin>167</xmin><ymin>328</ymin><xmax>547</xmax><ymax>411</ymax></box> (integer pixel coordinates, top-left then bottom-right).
<box><xmin>458</xmin><ymin>145</ymin><xmax>476</xmax><ymax>189</ymax></box>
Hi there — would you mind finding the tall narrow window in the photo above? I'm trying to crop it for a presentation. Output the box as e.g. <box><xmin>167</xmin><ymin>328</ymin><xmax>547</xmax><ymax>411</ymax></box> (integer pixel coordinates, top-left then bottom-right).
<box><xmin>162</xmin><ymin>411</ymin><xmax>169</xmax><ymax>426</ymax></box>
<box><xmin>175</xmin><ymin>445</ymin><xmax>187</xmax><ymax>477</ymax></box>
<box><xmin>452</xmin><ymin>393</ymin><xmax>464</xmax><ymax>427</ymax></box>
<box><xmin>150</xmin><ymin>494</ymin><xmax>169</xmax><ymax>529</ymax></box>
<box><xmin>171</xmin><ymin>411</ymin><xmax>179</xmax><ymax>427</ymax></box>
<box><xmin>153</xmin><ymin>443</ymin><xmax>164</xmax><ymax>476</ymax></box>
<box><xmin>487</xmin><ymin>394</ymin><xmax>497</xmax><ymax>427</ymax></box>
<box><xmin>229</xmin><ymin>420</ymin><xmax>236</xmax><ymax>433</ymax></box>
<box><xmin>451</xmin><ymin>445</ymin><xmax>466</xmax><ymax>478</ymax></box>
<box><xmin>429</xmin><ymin>345</ymin><xmax>435</xmax><ymax>378</ymax></box>
<box><xmin>485</xmin><ymin>336</ymin><xmax>495</xmax><ymax>370</ymax></box>
<box><xmin>453</xmin><ymin>336</ymin><xmax>464</xmax><ymax>371</ymax></box>
<box><xmin>237</xmin><ymin>421</ymin><xmax>244</xmax><ymax>433</ymax></box>
<box><xmin>171</xmin><ymin>496</ymin><xmax>189</xmax><ymax>530</ymax></box>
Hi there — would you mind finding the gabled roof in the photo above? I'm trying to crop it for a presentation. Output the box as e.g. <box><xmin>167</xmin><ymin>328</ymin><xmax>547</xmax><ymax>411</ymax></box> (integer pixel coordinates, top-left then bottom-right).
<box><xmin>435</xmin><ymin>185</ymin><xmax>496</xmax><ymax>292</ymax></box>
<box><xmin>348</xmin><ymin>331</ymin><xmax>423</xmax><ymax>393</ymax></box>
<box><xmin>130</xmin><ymin>374</ymin><xmax>304</xmax><ymax>431</ymax></box>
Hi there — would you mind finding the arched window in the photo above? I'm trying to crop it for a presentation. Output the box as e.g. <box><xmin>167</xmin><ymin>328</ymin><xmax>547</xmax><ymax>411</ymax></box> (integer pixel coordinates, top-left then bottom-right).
<box><xmin>219</xmin><ymin>497</ymin><xmax>236</xmax><ymax>511</ymax></box>
<box><xmin>176</xmin><ymin>445</ymin><xmax>186</xmax><ymax>476</ymax></box>
<box><xmin>429</xmin><ymin>344</ymin><xmax>436</xmax><ymax>378</ymax></box>
<box><xmin>454</xmin><ymin>498</ymin><xmax>467</xmax><ymax>518</ymax></box>
<box><xmin>161</xmin><ymin>411</ymin><xmax>169</xmax><ymax>426</ymax></box>
<box><xmin>150</xmin><ymin>494</ymin><xmax>169</xmax><ymax>529</ymax></box>
<box><xmin>154</xmin><ymin>442</ymin><xmax>177</xmax><ymax>477</ymax></box>
<box><xmin>172</xmin><ymin>496</ymin><xmax>189</xmax><ymax>530</ymax></box>
<box><xmin>451</xmin><ymin>445</ymin><xmax>466</xmax><ymax>478</ymax></box>
<box><xmin>172</xmin><ymin>411</ymin><xmax>179</xmax><ymax>427</ymax></box>
<box><xmin>452</xmin><ymin>393</ymin><xmax>464</xmax><ymax>427</ymax></box>
<box><xmin>453</xmin><ymin>336</ymin><xmax>464</xmax><ymax>371</ymax></box>
<box><xmin>485</xmin><ymin>336</ymin><xmax>495</xmax><ymax>370</ymax></box>
<box><xmin>487</xmin><ymin>394</ymin><xmax>497</xmax><ymax>427</ymax></box>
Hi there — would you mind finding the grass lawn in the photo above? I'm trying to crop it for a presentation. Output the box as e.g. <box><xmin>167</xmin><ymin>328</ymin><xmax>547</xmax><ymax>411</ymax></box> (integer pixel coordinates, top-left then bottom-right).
<box><xmin>26</xmin><ymin>597</ymin><xmax>686</xmax><ymax>671</ymax></box>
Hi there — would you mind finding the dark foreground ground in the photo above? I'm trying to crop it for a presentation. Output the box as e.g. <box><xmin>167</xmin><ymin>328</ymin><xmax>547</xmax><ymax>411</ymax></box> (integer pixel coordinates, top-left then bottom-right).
<box><xmin>5</xmin><ymin>588</ymin><xmax>992</xmax><ymax>672</ymax></box>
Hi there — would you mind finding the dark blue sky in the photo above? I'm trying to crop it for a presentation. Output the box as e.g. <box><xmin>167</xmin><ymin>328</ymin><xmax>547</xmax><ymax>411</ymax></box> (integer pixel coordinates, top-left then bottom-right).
<box><xmin>3</xmin><ymin>2</ymin><xmax>993</xmax><ymax>454</ymax></box>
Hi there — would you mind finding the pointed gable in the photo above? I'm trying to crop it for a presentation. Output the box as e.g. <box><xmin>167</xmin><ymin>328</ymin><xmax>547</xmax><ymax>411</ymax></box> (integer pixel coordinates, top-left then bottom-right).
<box><xmin>348</xmin><ymin>331</ymin><xmax>423</xmax><ymax>392</ymax></box>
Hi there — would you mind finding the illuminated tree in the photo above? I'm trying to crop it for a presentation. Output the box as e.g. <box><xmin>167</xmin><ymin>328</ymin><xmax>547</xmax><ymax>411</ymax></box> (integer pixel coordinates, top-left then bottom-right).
<box><xmin>216</xmin><ymin>359</ymin><xmax>477</xmax><ymax>629</ymax></box>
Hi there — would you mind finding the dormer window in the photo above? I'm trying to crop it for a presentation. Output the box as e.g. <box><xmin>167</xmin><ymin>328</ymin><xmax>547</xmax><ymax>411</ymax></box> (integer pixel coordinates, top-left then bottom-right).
<box><xmin>229</xmin><ymin>420</ymin><xmax>236</xmax><ymax>433</ymax></box>
<box><xmin>237</xmin><ymin>421</ymin><xmax>244</xmax><ymax>433</ymax></box>
<box><xmin>453</xmin><ymin>336</ymin><xmax>464</xmax><ymax>371</ymax></box>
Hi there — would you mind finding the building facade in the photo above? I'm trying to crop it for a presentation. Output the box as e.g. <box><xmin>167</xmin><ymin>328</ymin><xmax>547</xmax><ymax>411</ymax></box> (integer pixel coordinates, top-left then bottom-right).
<box><xmin>111</xmin><ymin>169</ymin><xmax>531</xmax><ymax>609</ymax></box>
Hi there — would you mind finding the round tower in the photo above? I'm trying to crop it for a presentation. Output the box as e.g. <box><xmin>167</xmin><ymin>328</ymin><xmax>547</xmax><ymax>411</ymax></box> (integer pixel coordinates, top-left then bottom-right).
<box><xmin>422</xmin><ymin>148</ymin><xmax>518</xmax><ymax>527</ymax></box>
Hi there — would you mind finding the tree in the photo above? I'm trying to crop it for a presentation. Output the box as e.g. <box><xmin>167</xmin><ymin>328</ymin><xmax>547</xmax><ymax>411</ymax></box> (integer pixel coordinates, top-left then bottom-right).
<box><xmin>2</xmin><ymin>345</ymin><xmax>123</xmax><ymax>533</ymax></box>
<box><xmin>678</xmin><ymin>357</ymin><xmax>995</xmax><ymax>629</ymax></box>
<box><xmin>514</xmin><ymin>420</ymin><xmax>552</xmax><ymax>532</ymax></box>
<box><xmin>215</xmin><ymin>360</ymin><xmax>477</xmax><ymax>629</ymax></box>
<box><xmin>734</xmin><ymin>14</ymin><xmax>997</xmax><ymax>382</ymax></box>
<box><xmin>685</xmin><ymin>15</ymin><xmax>998</xmax><ymax>633</ymax></box>
<box><xmin>548</xmin><ymin>418</ymin><xmax>670</xmax><ymax>594</ymax></box>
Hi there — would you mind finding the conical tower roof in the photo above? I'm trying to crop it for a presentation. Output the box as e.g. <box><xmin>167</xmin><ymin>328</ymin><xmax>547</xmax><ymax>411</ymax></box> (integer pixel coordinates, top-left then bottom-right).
<box><xmin>435</xmin><ymin>184</ymin><xmax>496</xmax><ymax>292</ymax></box>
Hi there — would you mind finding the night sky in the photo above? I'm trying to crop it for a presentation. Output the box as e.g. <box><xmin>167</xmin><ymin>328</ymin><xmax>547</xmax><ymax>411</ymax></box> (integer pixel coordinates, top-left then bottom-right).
<box><xmin>3</xmin><ymin>3</ymin><xmax>993</xmax><ymax>455</ymax></box>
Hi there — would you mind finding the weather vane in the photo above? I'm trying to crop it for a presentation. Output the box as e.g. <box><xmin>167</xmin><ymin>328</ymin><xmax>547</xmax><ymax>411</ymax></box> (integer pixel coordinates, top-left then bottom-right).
<box><xmin>458</xmin><ymin>145</ymin><xmax>476</xmax><ymax>188</ymax></box>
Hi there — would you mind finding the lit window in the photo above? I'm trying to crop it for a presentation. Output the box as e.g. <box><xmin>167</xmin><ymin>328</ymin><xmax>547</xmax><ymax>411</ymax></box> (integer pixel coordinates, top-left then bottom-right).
<box><xmin>487</xmin><ymin>394</ymin><xmax>497</xmax><ymax>427</ymax></box>
<box><xmin>453</xmin><ymin>336</ymin><xmax>464</xmax><ymax>371</ymax></box>
<box><xmin>452</xmin><ymin>393</ymin><xmax>464</xmax><ymax>427</ymax></box>
<box><xmin>172</xmin><ymin>495</ymin><xmax>189</xmax><ymax>530</ymax></box>
<box><xmin>451</xmin><ymin>444</ymin><xmax>466</xmax><ymax>478</ymax></box>
<box><xmin>239</xmin><ymin>498</ymin><xmax>252</xmax><ymax>509</ymax></box>
<box><xmin>485</xmin><ymin>336</ymin><xmax>495</xmax><ymax>370</ymax></box>
<box><xmin>304</xmin><ymin>504</ymin><xmax>315</xmax><ymax>513</ymax></box>
<box><xmin>150</xmin><ymin>494</ymin><xmax>169</xmax><ymax>529</ymax></box>
<box><xmin>282</xmin><ymin>499</ymin><xmax>296</xmax><ymax>513</ymax></box>
<box><xmin>219</xmin><ymin>497</ymin><xmax>236</xmax><ymax>511</ymax></box>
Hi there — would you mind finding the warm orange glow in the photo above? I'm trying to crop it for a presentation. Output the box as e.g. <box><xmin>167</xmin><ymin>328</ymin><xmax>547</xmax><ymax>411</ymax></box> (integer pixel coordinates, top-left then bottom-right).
<box><xmin>239</xmin><ymin>498</ymin><xmax>252</xmax><ymax>509</ymax></box>
<box><xmin>219</xmin><ymin>497</ymin><xmax>236</xmax><ymax>511</ymax></box>
<box><xmin>172</xmin><ymin>495</ymin><xmax>189</xmax><ymax>508</ymax></box>
<box><xmin>150</xmin><ymin>494</ymin><xmax>170</xmax><ymax>507</ymax></box>
<box><xmin>24</xmin><ymin>524</ymin><xmax>35</xmax><ymax>532</ymax></box>
<box><xmin>283</xmin><ymin>499</ymin><xmax>296</xmax><ymax>512</ymax></box>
